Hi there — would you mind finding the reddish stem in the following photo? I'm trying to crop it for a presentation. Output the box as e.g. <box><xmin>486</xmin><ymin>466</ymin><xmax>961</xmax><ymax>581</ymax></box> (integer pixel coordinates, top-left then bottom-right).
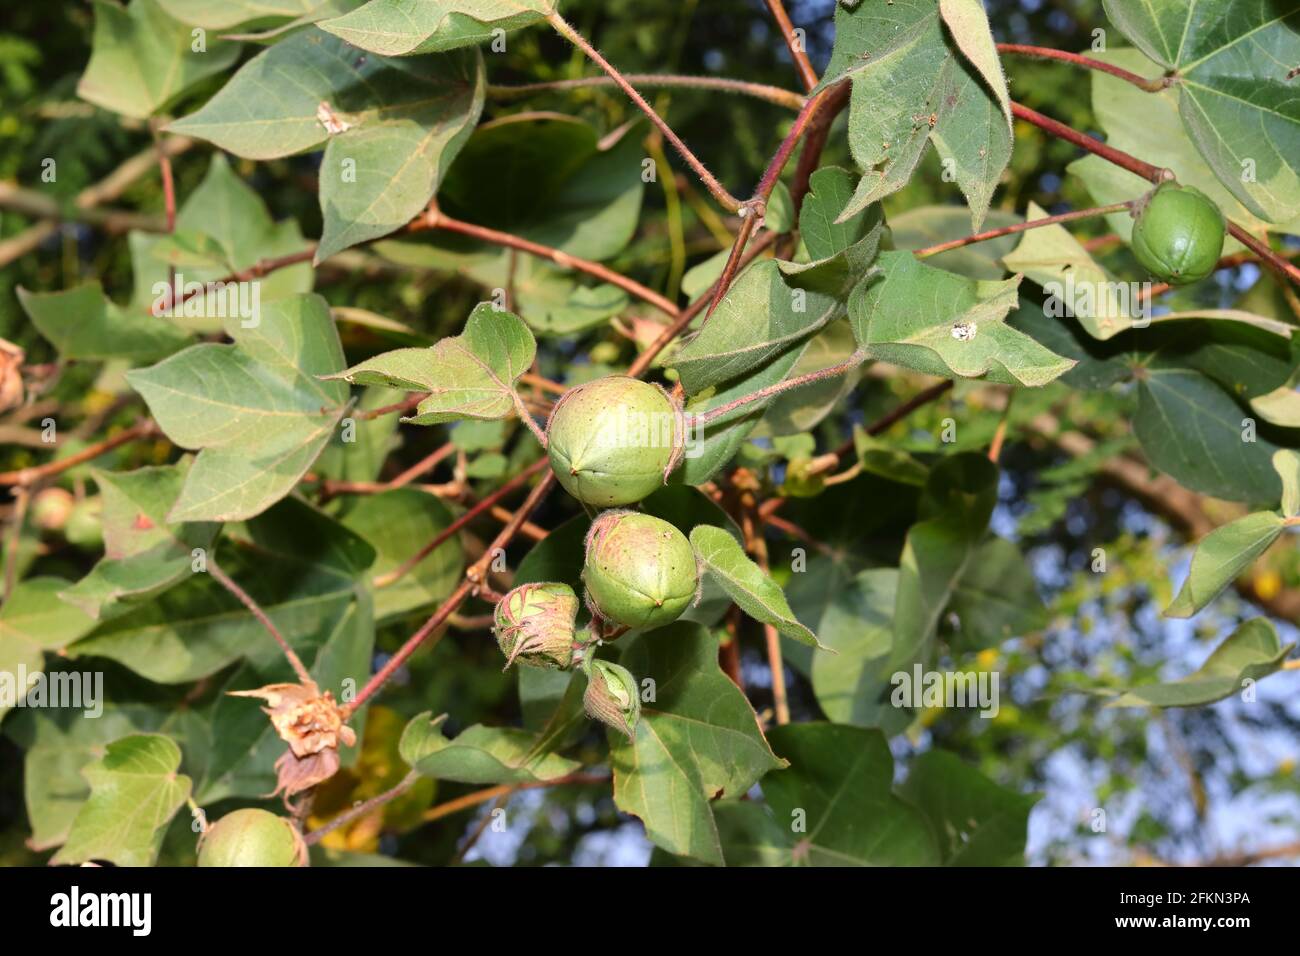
<box><xmin>418</xmin><ymin>208</ymin><xmax>680</xmax><ymax>317</ymax></box>
<box><xmin>1226</xmin><ymin>222</ymin><xmax>1300</xmax><ymax>288</ymax></box>
<box><xmin>913</xmin><ymin>202</ymin><xmax>1133</xmax><ymax>258</ymax></box>
<box><xmin>345</xmin><ymin>471</ymin><xmax>557</xmax><ymax>716</ymax></box>
<box><xmin>696</xmin><ymin>350</ymin><xmax>866</xmax><ymax>425</ymax></box>
<box><xmin>373</xmin><ymin>457</ymin><xmax>549</xmax><ymax>589</ymax></box>
<box><xmin>1011</xmin><ymin>101</ymin><xmax>1168</xmax><ymax>184</ymax></box>
<box><xmin>626</xmin><ymin>232</ymin><xmax>778</xmax><ymax>377</ymax></box>
<box><xmin>997</xmin><ymin>43</ymin><xmax>1171</xmax><ymax>92</ymax></box>
<box><xmin>547</xmin><ymin>12</ymin><xmax>742</xmax><ymax>212</ymax></box>
<box><xmin>209</xmin><ymin>559</ymin><xmax>314</xmax><ymax>685</ymax></box>
<box><xmin>765</xmin><ymin>0</ymin><xmax>818</xmax><ymax>92</ymax></box>
<box><xmin>0</xmin><ymin>421</ymin><xmax>158</xmax><ymax>486</ymax></box>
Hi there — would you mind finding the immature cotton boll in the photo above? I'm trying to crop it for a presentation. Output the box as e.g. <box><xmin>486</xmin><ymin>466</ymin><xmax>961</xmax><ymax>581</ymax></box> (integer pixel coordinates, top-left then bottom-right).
<box><xmin>197</xmin><ymin>808</ymin><xmax>307</xmax><ymax>867</ymax></box>
<box><xmin>583</xmin><ymin>658</ymin><xmax>641</xmax><ymax>739</ymax></box>
<box><xmin>546</xmin><ymin>376</ymin><xmax>683</xmax><ymax>507</ymax></box>
<box><xmin>1130</xmin><ymin>182</ymin><xmax>1225</xmax><ymax>285</ymax></box>
<box><xmin>493</xmin><ymin>582</ymin><xmax>580</xmax><ymax>670</ymax></box>
<box><xmin>582</xmin><ymin>511</ymin><xmax>697</xmax><ymax>629</ymax></box>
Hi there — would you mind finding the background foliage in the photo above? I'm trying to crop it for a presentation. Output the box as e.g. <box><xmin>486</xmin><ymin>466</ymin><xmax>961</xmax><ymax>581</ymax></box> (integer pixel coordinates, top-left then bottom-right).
<box><xmin>2</xmin><ymin>0</ymin><xmax>1299</xmax><ymax>868</ymax></box>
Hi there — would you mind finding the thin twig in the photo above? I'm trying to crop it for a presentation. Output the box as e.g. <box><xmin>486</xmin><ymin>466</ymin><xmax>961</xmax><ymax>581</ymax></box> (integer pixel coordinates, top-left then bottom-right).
<box><xmin>1226</xmin><ymin>222</ymin><xmax>1300</xmax><ymax>288</ymax></box>
<box><xmin>745</xmin><ymin>515</ymin><xmax>789</xmax><ymax>725</ymax></box>
<box><xmin>345</xmin><ymin>473</ymin><xmax>558</xmax><ymax>716</ymax></box>
<box><xmin>374</xmin><ymin>457</ymin><xmax>550</xmax><ymax>589</ymax></box>
<box><xmin>764</xmin><ymin>0</ymin><xmax>818</xmax><ymax>92</ymax></box>
<box><xmin>704</xmin><ymin>209</ymin><xmax>760</xmax><ymax>318</ymax></box>
<box><xmin>547</xmin><ymin>12</ymin><xmax>743</xmax><ymax>212</ymax></box>
<box><xmin>626</xmin><ymin>231</ymin><xmax>778</xmax><ymax>377</ymax></box>
<box><xmin>988</xmin><ymin>389</ymin><xmax>1015</xmax><ymax>463</ymax></box>
<box><xmin>450</xmin><ymin>793</ymin><xmax>508</xmax><ymax>864</ymax></box>
<box><xmin>488</xmin><ymin>73</ymin><xmax>805</xmax><ymax>110</ymax></box>
<box><xmin>208</xmin><ymin>559</ymin><xmax>314</xmax><ymax>685</ymax></box>
<box><xmin>914</xmin><ymin>202</ymin><xmax>1133</xmax><ymax>257</ymax></box>
<box><xmin>1</xmin><ymin>489</ymin><xmax>29</xmax><ymax>605</ymax></box>
<box><xmin>1011</xmin><ymin>101</ymin><xmax>1168</xmax><ymax>183</ymax></box>
<box><xmin>304</xmin><ymin>770</ymin><xmax>421</xmax><ymax>846</ymax></box>
<box><xmin>696</xmin><ymin>350</ymin><xmax>866</xmax><ymax>425</ymax></box>
<box><xmin>0</xmin><ymin>420</ymin><xmax>158</xmax><ymax>486</ymax></box>
<box><xmin>997</xmin><ymin>43</ymin><xmax>1171</xmax><ymax>92</ymax></box>
<box><xmin>420</xmin><ymin>773</ymin><xmax>609</xmax><ymax>824</ymax></box>
<box><xmin>416</xmin><ymin>207</ymin><xmax>680</xmax><ymax>317</ymax></box>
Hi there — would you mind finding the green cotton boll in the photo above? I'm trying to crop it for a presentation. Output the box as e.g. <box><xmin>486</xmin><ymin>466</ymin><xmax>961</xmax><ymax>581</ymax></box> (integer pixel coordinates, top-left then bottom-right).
<box><xmin>584</xmin><ymin>658</ymin><xmax>640</xmax><ymax>739</ymax></box>
<box><xmin>546</xmin><ymin>376</ymin><xmax>683</xmax><ymax>507</ymax></box>
<box><xmin>583</xmin><ymin>511</ymin><xmax>698</xmax><ymax>629</ymax></box>
<box><xmin>197</xmin><ymin>809</ymin><xmax>307</xmax><ymax>867</ymax></box>
<box><xmin>493</xmin><ymin>582</ymin><xmax>580</xmax><ymax>670</ymax></box>
<box><xmin>1130</xmin><ymin>183</ymin><xmax>1226</xmax><ymax>285</ymax></box>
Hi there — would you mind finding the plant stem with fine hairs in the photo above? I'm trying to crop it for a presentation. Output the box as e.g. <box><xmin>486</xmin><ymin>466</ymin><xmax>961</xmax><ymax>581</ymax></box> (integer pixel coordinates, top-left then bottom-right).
<box><xmin>488</xmin><ymin>73</ymin><xmax>805</xmax><ymax>110</ymax></box>
<box><xmin>208</xmin><ymin>559</ymin><xmax>314</xmax><ymax>686</ymax></box>
<box><xmin>547</xmin><ymin>12</ymin><xmax>743</xmax><ymax>213</ymax></box>
<box><xmin>997</xmin><ymin>43</ymin><xmax>1172</xmax><ymax>92</ymax></box>
<box><xmin>913</xmin><ymin>202</ymin><xmax>1134</xmax><ymax>257</ymax></box>
<box><xmin>696</xmin><ymin>350</ymin><xmax>867</xmax><ymax>425</ymax></box>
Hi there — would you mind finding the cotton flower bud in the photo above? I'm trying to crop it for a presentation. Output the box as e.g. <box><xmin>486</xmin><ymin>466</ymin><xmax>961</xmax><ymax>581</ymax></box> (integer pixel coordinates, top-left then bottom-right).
<box><xmin>583</xmin><ymin>658</ymin><xmax>640</xmax><ymax>739</ymax></box>
<box><xmin>197</xmin><ymin>808</ymin><xmax>307</xmax><ymax>867</ymax></box>
<box><xmin>494</xmin><ymin>582</ymin><xmax>581</xmax><ymax>670</ymax></box>
<box><xmin>583</xmin><ymin>511</ymin><xmax>697</xmax><ymax>629</ymax></box>
<box><xmin>546</xmin><ymin>376</ymin><xmax>684</xmax><ymax>507</ymax></box>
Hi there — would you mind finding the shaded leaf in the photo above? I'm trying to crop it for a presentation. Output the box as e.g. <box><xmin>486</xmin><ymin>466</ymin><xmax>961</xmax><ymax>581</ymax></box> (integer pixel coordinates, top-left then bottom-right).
<box><xmin>889</xmin><ymin>454</ymin><xmax>997</xmax><ymax>670</ymax></box>
<box><xmin>439</xmin><ymin>115</ymin><xmax>644</xmax><ymax>262</ymax></box>
<box><xmin>763</xmin><ymin>723</ymin><xmax>939</xmax><ymax>865</ymax></box>
<box><xmin>949</xmin><ymin>536</ymin><xmax>1047</xmax><ymax>650</ymax></box>
<box><xmin>1135</xmin><ymin>367</ymin><xmax>1285</xmax><ymax>504</ymax></box>
<box><xmin>609</xmin><ymin>623</ymin><xmax>786</xmax><ymax>866</ymax></box>
<box><xmin>689</xmin><ymin>524</ymin><xmax>821</xmax><ymax>647</ymax></box>
<box><xmin>77</xmin><ymin>0</ymin><xmax>239</xmax><ymax>120</ymax></box>
<box><xmin>399</xmin><ymin>712</ymin><xmax>579</xmax><ymax>784</ymax></box>
<box><xmin>67</xmin><ymin>497</ymin><xmax>375</xmax><ymax>687</ymax></box>
<box><xmin>807</xmin><ymin>567</ymin><xmax>909</xmax><ymax>734</ymax></box>
<box><xmin>326</xmin><ymin>302</ymin><xmax>535</xmax><ymax>425</ymax></box>
<box><xmin>851</xmin><ymin>251</ymin><xmax>1074</xmax><ymax>387</ymax></box>
<box><xmin>16</xmin><ymin>282</ymin><xmax>191</xmax><ymax>363</ymax></box>
<box><xmin>1165</xmin><ymin>511</ymin><xmax>1286</xmax><ymax>617</ymax></box>
<box><xmin>60</xmin><ymin>463</ymin><xmax>220</xmax><ymax>620</ymax></box>
<box><xmin>340</xmin><ymin>488</ymin><xmax>464</xmax><ymax>622</ymax></box>
<box><xmin>127</xmin><ymin>294</ymin><xmax>349</xmax><ymax>522</ymax></box>
<box><xmin>51</xmin><ymin>734</ymin><xmax>191</xmax><ymax>867</ymax></box>
<box><xmin>0</xmin><ymin>579</ymin><xmax>97</xmax><ymax>725</ymax></box>
<box><xmin>1105</xmin><ymin>618</ymin><xmax>1294</xmax><ymax>707</ymax></box>
<box><xmin>899</xmin><ymin>749</ymin><xmax>1037</xmax><ymax>865</ymax></box>
<box><xmin>819</xmin><ymin>0</ymin><xmax>1011</xmax><ymax>227</ymax></box>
